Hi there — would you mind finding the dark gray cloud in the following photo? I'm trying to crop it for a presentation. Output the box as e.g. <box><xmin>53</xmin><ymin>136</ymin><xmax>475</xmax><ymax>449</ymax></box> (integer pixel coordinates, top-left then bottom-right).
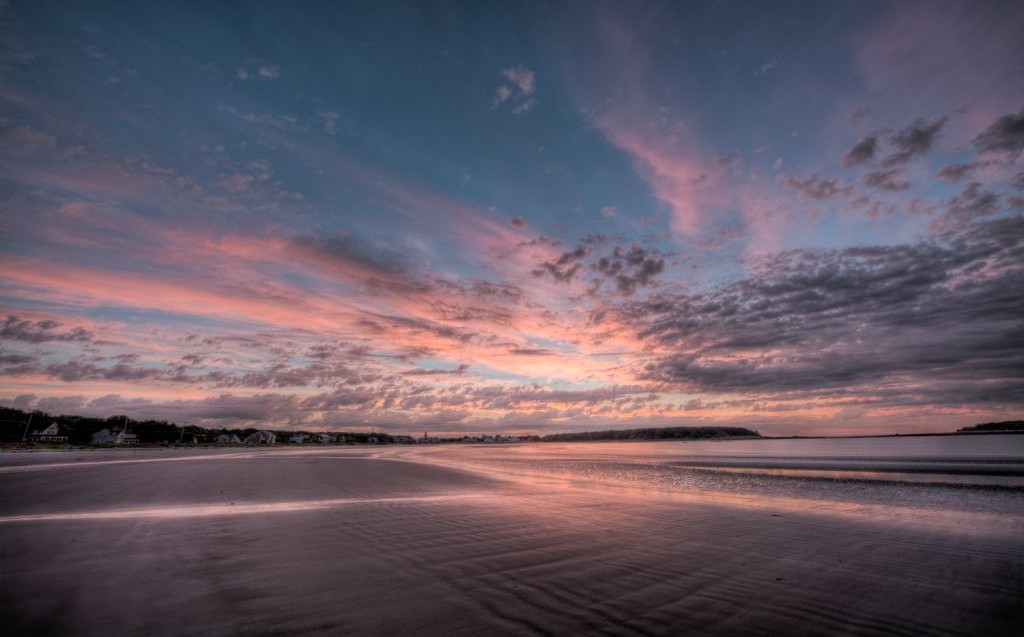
<box><xmin>430</xmin><ymin>300</ymin><xmax>512</xmax><ymax>325</ymax></box>
<box><xmin>935</xmin><ymin>162</ymin><xmax>977</xmax><ymax>182</ymax></box>
<box><xmin>445</xmin><ymin>384</ymin><xmax>652</xmax><ymax>411</ymax></box>
<box><xmin>532</xmin><ymin>246</ymin><xmax>587</xmax><ymax>283</ymax></box>
<box><xmin>433</xmin><ymin>278</ymin><xmax>525</xmax><ymax>305</ymax></box>
<box><xmin>842</xmin><ymin>135</ymin><xmax>878</xmax><ymax>166</ymax></box>
<box><xmin>618</xmin><ymin>215</ymin><xmax>1024</xmax><ymax>406</ymax></box>
<box><xmin>712</xmin><ymin>152</ymin><xmax>741</xmax><ymax>172</ymax></box>
<box><xmin>1</xmin><ymin>316</ymin><xmax>94</xmax><ymax>343</ymax></box>
<box><xmin>849</xmin><ymin>107</ymin><xmax>871</xmax><ymax>125</ymax></box>
<box><xmin>972</xmin><ymin>106</ymin><xmax>1024</xmax><ymax>156</ymax></box>
<box><xmin>219</xmin><ymin>361</ymin><xmax>379</xmax><ymax>389</ymax></box>
<box><xmin>0</xmin><ymin>352</ymin><xmax>39</xmax><ymax>375</ymax></box>
<box><xmin>1011</xmin><ymin>172</ymin><xmax>1024</xmax><ymax>189</ymax></box>
<box><xmin>507</xmin><ymin>347</ymin><xmax>553</xmax><ymax>356</ymax></box>
<box><xmin>946</xmin><ymin>182</ymin><xmax>1000</xmax><ymax>221</ymax></box>
<box><xmin>783</xmin><ymin>174</ymin><xmax>853</xmax><ymax>201</ymax></box>
<box><xmin>0</xmin><ymin>353</ymin><xmax>36</xmax><ymax>365</ymax></box>
<box><xmin>864</xmin><ymin>167</ymin><xmax>911</xmax><ymax>191</ymax></box>
<box><xmin>288</xmin><ymin>234</ymin><xmax>427</xmax><ymax>292</ymax></box>
<box><xmin>358</xmin><ymin>313</ymin><xmax>481</xmax><ymax>344</ymax></box>
<box><xmin>400</xmin><ymin>364</ymin><xmax>469</xmax><ymax>376</ymax></box>
<box><xmin>3</xmin><ymin>392</ymin><xmax>317</xmax><ymax>428</ymax></box>
<box><xmin>882</xmin><ymin>116</ymin><xmax>947</xmax><ymax>166</ymax></box>
<box><xmin>45</xmin><ymin>360</ymin><xmax>167</xmax><ymax>383</ymax></box>
<box><xmin>592</xmin><ymin>245</ymin><xmax>666</xmax><ymax>295</ymax></box>
<box><xmin>36</xmin><ymin>343</ymin><xmax>386</xmax><ymax>389</ymax></box>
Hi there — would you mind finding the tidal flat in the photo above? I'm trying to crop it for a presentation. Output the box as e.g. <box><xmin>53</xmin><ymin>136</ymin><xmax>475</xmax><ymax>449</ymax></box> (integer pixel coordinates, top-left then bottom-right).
<box><xmin>2</xmin><ymin>436</ymin><xmax>1022</xmax><ymax>636</ymax></box>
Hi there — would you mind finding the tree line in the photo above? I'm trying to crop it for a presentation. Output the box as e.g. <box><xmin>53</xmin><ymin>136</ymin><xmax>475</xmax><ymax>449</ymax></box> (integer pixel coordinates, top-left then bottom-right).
<box><xmin>0</xmin><ymin>407</ymin><xmax>391</xmax><ymax>445</ymax></box>
<box><xmin>541</xmin><ymin>426</ymin><xmax>761</xmax><ymax>442</ymax></box>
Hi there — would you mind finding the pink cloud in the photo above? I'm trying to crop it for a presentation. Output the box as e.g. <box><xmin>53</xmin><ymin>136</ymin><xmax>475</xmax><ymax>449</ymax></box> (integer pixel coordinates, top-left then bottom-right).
<box><xmin>597</xmin><ymin>125</ymin><xmax>710</xmax><ymax>236</ymax></box>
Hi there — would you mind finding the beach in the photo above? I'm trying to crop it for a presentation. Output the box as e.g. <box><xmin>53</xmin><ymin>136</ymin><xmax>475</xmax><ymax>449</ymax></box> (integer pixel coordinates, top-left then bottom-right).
<box><xmin>1</xmin><ymin>439</ymin><xmax>1022</xmax><ymax>636</ymax></box>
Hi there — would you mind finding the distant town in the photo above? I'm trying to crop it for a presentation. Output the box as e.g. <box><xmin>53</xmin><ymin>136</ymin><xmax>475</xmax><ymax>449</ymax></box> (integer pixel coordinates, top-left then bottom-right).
<box><xmin>0</xmin><ymin>407</ymin><xmax>539</xmax><ymax>447</ymax></box>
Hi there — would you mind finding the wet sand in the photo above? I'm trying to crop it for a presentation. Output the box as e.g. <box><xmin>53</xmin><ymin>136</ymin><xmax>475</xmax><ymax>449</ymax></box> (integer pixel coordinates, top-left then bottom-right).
<box><xmin>1</xmin><ymin>446</ymin><xmax>1021</xmax><ymax>636</ymax></box>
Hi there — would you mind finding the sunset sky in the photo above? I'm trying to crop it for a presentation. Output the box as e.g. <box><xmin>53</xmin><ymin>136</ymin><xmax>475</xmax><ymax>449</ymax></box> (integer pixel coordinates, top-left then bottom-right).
<box><xmin>1</xmin><ymin>0</ymin><xmax>1022</xmax><ymax>435</ymax></box>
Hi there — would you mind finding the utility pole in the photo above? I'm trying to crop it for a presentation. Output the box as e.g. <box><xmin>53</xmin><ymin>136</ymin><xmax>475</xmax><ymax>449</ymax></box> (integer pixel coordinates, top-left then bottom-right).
<box><xmin>117</xmin><ymin>415</ymin><xmax>128</xmax><ymax>445</ymax></box>
<box><xmin>21</xmin><ymin>412</ymin><xmax>34</xmax><ymax>442</ymax></box>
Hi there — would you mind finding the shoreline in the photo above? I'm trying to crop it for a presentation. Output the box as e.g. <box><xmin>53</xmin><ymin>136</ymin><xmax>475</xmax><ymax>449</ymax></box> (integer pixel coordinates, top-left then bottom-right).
<box><xmin>4</xmin><ymin>428</ymin><xmax>1024</xmax><ymax>454</ymax></box>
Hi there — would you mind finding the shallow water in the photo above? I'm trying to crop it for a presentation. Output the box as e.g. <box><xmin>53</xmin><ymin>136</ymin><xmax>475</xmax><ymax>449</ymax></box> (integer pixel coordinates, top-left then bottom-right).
<box><xmin>405</xmin><ymin>435</ymin><xmax>1024</xmax><ymax>519</ymax></box>
<box><xmin>467</xmin><ymin>433</ymin><xmax>1024</xmax><ymax>462</ymax></box>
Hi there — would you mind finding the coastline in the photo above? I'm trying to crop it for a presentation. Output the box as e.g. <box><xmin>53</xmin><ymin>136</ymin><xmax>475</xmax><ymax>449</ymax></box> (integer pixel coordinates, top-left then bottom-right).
<box><xmin>4</xmin><ymin>428</ymin><xmax>1023</xmax><ymax>455</ymax></box>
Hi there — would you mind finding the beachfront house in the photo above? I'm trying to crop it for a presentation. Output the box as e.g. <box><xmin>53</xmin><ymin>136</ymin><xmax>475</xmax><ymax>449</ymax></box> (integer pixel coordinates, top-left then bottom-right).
<box><xmin>311</xmin><ymin>432</ymin><xmax>332</xmax><ymax>444</ymax></box>
<box><xmin>91</xmin><ymin>428</ymin><xmax>138</xmax><ymax>446</ymax></box>
<box><xmin>289</xmin><ymin>433</ymin><xmax>307</xmax><ymax>444</ymax></box>
<box><xmin>29</xmin><ymin>422</ymin><xmax>68</xmax><ymax>443</ymax></box>
<box><xmin>216</xmin><ymin>433</ymin><xmax>241</xmax><ymax>444</ymax></box>
<box><xmin>243</xmin><ymin>430</ymin><xmax>276</xmax><ymax>445</ymax></box>
<box><xmin>92</xmin><ymin>428</ymin><xmax>119</xmax><ymax>445</ymax></box>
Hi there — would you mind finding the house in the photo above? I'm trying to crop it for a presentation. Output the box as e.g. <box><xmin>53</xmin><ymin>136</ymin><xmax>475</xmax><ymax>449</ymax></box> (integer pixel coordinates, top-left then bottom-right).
<box><xmin>243</xmin><ymin>430</ymin><xmax>276</xmax><ymax>445</ymax></box>
<box><xmin>29</xmin><ymin>422</ymin><xmax>68</xmax><ymax>443</ymax></box>
<box><xmin>91</xmin><ymin>428</ymin><xmax>117</xmax><ymax>445</ymax></box>
<box><xmin>91</xmin><ymin>428</ymin><xmax>137</xmax><ymax>446</ymax></box>
<box><xmin>215</xmin><ymin>433</ymin><xmax>241</xmax><ymax>444</ymax></box>
<box><xmin>392</xmin><ymin>435</ymin><xmax>415</xmax><ymax>444</ymax></box>
<box><xmin>310</xmin><ymin>432</ymin><xmax>332</xmax><ymax>444</ymax></box>
<box><xmin>289</xmin><ymin>433</ymin><xmax>307</xmax><ymax>444</ymax></box>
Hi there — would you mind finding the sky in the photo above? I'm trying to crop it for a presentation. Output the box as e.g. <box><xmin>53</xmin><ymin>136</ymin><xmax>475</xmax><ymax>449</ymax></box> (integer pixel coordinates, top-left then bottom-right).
<box><xmin>1</xmin><ymin>0</ymin><xmax>1022</xmax><ymax>436</ymax></box>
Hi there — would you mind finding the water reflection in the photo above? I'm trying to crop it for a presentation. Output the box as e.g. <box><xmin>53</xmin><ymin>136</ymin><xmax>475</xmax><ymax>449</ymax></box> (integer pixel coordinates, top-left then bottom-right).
<box><xmin>674</xmin><ymin>465</ymin><xmax>1024</xmax><ymax>486</ymax></box>
<box><xmin>394</xmin><ymin>438</ymin><xmax>1024</xmax><ymax>521</ymax></box>
<box><xmin>0</xmin><ymin>493</ymin><xmax>483</xmax><ymax>523</ymax></box>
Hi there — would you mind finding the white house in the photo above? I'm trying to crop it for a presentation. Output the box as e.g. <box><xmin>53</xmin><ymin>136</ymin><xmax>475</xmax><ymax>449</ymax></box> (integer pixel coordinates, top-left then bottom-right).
<box><xmin>215</xmin><ymin>433</ymin><xmax>241</xmax><ymax>444</ymax></box>
<box><xmin>91</xmin><ymin>428</ymin><xmax>137</xmax><ymax>446</ymax></box>
<box><xmin>289</xmin><ymin>433</ymin><xmax>307</xmax><ymax>444</ymax></box>
<box><xmin>92</xmin><ymin>429</ymin><xmax>117</xmax><ymax>445</ymax></box>
<box><xmin>29</xmin><ymin>422</ymin><xmax>68</xmax><ymax>443</ymax></box>
<box><xmin>243</xmin><ymin>430</ymin><xmax>276</xmax><ymax>445</ymax></box>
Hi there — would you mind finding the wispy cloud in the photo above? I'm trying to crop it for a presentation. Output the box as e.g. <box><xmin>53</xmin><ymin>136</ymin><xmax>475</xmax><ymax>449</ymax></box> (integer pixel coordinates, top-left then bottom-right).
<box><xmin>237</xmin><ymin>64</ymin><xmax>280</xmax><ymax>81</ymax></box>
<box><xmin>753</xmin><ymin>58</ymin><xmax>778</xmax><ymax>77</ymax></box>
<box><xmin>493</xmin><ymin>64</ymin><xmax>536</xmax><ymax>114</ymax></box>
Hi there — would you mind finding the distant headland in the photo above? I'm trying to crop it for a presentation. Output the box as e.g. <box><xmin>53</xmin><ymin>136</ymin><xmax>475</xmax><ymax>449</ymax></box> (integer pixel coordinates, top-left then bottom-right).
<box><xmin>540</xmin><ymin>426</ymin><xmax>760</xmax><ymax>442</ymax></box>
<box><xmin>957</xmin><ymin>421</ymin><xmax>1024</xmax><ymax>433</ymax></box>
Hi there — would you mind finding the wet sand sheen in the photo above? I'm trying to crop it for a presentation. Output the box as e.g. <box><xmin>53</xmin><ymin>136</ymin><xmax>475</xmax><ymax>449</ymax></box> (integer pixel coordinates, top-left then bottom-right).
<box><xmin>1</xmin><ymin>448</ymin><xmax>1021</xmax><ymax>636</ymax></box>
